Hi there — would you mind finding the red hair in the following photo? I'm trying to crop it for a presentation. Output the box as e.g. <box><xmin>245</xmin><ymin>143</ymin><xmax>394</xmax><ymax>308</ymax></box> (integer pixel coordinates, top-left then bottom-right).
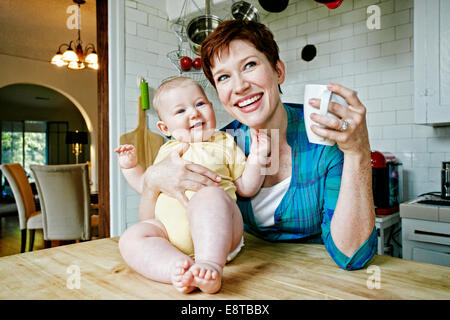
<box><xmin>200</xmin><ymin>20</ymin><xmax>280</xmax><ymax>88</ymax></box>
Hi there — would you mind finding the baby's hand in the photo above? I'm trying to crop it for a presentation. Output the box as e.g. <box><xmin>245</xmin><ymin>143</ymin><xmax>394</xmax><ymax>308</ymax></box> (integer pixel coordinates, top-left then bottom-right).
<box><xmin>250</xmin><ymin>129</ymin><xmax>271</xmax><ymax>167</ymax></box>
<box><xmin>114</xmin><ymin>144</ymin><xmax>138</xmax><ymax>169</ymax></box>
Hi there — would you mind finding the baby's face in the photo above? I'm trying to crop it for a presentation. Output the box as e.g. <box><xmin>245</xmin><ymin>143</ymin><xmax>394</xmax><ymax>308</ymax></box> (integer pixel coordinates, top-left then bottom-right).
<box><xmin>157</xmin><ymin>83</ymin><xmax>216</xmax><ymax>143</ymax></box>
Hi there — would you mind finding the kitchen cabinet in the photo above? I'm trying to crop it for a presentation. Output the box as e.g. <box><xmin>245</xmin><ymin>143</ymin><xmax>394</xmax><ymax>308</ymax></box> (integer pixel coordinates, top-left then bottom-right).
<box><xmin>400</xmin><ymin>196</ymin><xmax>450</xmax><ymax>267</ymax></box>
<box><xmin>414</xmin><ymin>0</ymin><xmax>450</xmax><ymax>125</ymax></box>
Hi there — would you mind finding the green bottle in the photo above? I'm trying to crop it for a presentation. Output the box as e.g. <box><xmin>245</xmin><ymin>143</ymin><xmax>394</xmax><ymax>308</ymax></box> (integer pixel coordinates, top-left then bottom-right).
<box><xmin>140</xmin><ymin>78</ymin><xmax>149</xmax><ymax>110</ymax></box>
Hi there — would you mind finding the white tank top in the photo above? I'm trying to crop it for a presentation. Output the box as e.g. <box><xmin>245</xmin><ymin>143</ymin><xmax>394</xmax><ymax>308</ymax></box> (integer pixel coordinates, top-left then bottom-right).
<box><xmin>250</xmin><ymin>176</ymin><xmax>291</xmax><ymax>227</ymax></box>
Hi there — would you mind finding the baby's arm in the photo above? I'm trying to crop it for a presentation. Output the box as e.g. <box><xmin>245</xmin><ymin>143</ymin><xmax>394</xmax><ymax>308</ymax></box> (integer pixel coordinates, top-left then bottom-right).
<box><xmin>234</xmin><ymin>129</ymin><xmax>270</xmax><ymax>197</ymax></box>
<box><xmin>114</xmin><ymin>144</ymin><xmax>145</xmax><ymax>194</ymax></box>
<box><xmin>138</xmin><ymin>187</ymin><xmax>159</xmax><ymax>220</ymax></box>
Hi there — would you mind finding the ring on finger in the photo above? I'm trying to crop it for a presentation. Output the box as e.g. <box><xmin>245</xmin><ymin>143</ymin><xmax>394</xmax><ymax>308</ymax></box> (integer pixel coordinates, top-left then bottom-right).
<box><xmin>339</xmin><ymin>119</ymin><xmax>349</xmax><ymax>131</ymax></box>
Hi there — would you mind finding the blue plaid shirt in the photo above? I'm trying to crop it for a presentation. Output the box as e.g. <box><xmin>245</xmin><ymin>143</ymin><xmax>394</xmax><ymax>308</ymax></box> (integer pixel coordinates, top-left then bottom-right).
<box><xmin>221</xmin><ymin>103</ymin><xmax>377</xmax><ymax>270</ymax></box>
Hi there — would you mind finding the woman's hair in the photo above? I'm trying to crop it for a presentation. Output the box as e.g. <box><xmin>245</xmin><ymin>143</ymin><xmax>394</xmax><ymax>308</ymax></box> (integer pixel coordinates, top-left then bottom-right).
<box><xmin>200</xmin><ymin>19</ymin><xmax>280</xmax><ymax>88</ymax></box>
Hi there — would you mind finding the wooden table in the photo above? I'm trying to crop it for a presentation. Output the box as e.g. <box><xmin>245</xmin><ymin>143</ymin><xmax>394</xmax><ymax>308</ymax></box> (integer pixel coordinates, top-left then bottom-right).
<box><xmin>0</xmin><ymin>233</ymin><xmax>449</xmax><ymax>300</ymax></box>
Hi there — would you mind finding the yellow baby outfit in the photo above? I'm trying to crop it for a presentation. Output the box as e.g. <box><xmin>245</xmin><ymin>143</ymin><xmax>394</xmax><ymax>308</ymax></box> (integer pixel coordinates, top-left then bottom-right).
<box><xmin>153</xmin><ymin>131</ymin><xmax>247</xmax><ymax>257</ymax></box>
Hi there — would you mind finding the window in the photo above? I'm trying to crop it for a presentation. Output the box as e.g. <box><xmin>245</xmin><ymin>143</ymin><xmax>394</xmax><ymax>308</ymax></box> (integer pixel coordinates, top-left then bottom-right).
<box><xmin>1</xmin><ymin>121</ymin><xmax>47</xmax><ymax>200</ymax></box>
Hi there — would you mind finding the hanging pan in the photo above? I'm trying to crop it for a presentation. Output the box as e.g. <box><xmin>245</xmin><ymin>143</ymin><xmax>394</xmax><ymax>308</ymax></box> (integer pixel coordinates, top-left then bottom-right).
<box><xmin>231</xmin><ymin>1</ymin><xmax>259</xmax><ymax>22</ymax></box>
<box><xmin>186</xmin><ymin>0</ymin><xmax>222</xmax><ymax>56</ymax></box>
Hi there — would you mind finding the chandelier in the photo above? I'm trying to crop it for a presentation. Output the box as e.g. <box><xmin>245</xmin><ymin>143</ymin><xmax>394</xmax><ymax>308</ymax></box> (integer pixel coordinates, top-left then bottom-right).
<box><xmin>50</xmin><ymin>0</ymin><xmax>98</xmax><ymax>70</ymax></box>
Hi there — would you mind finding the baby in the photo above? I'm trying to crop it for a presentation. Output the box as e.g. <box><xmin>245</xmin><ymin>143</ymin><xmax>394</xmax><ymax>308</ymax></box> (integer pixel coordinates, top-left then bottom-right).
<box><xmin>116</xmin><ymin>77</ymin><xmax>270</xmax><ymax>294</ymax></box>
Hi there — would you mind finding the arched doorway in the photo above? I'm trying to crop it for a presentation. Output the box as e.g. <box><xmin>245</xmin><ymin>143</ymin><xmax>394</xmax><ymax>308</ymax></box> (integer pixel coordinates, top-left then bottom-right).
<box><xmin>0</xmin><ymin>83</ymin><xmax>92</xmax><ymax>198</ymax></box>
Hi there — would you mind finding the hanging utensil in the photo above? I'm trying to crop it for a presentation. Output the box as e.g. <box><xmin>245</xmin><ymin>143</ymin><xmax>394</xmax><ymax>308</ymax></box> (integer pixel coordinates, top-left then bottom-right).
<box><xmin>186</xmin><ymin>0</ymin><xmax>222</xmax><ymax>56</ymax></box>
<box><xmin>231</xmin><ymin>1</ymin><xmax>259</xmax><ymax>22</ymax></box>
<box><xmin>258</xmin><ymin>0</ymin><xmax>289</xmax><ymax>13</ymax></box>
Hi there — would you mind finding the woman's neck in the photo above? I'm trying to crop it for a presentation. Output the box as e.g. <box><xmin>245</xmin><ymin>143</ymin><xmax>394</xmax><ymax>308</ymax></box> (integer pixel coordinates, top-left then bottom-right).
<box><xmin>259</xmin><ymin>101</ymin><xmax>288</xmax><ymax>140</ymax></box>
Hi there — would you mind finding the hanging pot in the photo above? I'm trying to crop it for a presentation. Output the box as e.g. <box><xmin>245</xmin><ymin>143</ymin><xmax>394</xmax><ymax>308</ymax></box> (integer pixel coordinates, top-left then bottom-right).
<box><xmin>314</xmin><ymin>0</ymin><xmax>344</xmax><ymax>9</ymax></box>
<box><xmin>186</xmin><ymin>14</ymin><xmax>222</xmax><ymax>56</ymax></box>
<box><xmin>258</xmin><ymin>0</ymin><xmax>289</xmax><ymax>13</ymax></box>
<box><xmin>231</xmin><ymin>1</ymin><xmax>259</xmax><ymax>22</ymax></box>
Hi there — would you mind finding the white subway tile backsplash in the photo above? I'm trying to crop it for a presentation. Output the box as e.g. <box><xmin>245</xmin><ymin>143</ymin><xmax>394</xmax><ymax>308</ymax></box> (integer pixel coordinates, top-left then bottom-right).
<box><xmin>119</xmin><ymin>0</ymin><xmax>450</xmax><ymax>226</ymax></box>
<box><xmin>383</xmin><ymin>124</ymin><xmax>412</xmax><ymax>139</ymax></box>
<box><xmin>396</xmin><ymin>109</ymin><xmax>414</xmax><ymax>124</ymax></box>
<box><xmin>396</xmin><ymin>138</ymin><xmax>427</xmax><ymax>152</ymax></box>
<box><xmin>125</xmin><ymin>7</ymin><xmax>147</xmax><ymax>25</ymax></box>
<box><xmin>382</xmin><ymin>95</ymin><xmax>412</xmax><ymax>111</ymax></box>
<box><xmin>309</xmin><ymin>6</ymin><xmax>331</xmax><ymax>21</ymax></box>
<box><xmin>341</xmin><ymin>7</ymin><xmax>367</xmax><ymax>24</ymax></box>
<box><xmin>297</xmin><ymin>21</ymin><xmax>318</xmax><ymax>36</ymax></box>
<box><xmin>126</xmin><ymin>34</ymin><xmax>148</xmax><ymax>51</ymax></box>
<box><xmin>330</xmin><ymin>49</ymin><xmax>354</xmax><ymax>65</ymax></box>
<box><xmin>318</xmin><ymin>40</ymin><xmax>342</xmax><ymax>55</ymax></box>
<box><xmin>276</xmin><ymin>26</ymin><xmax>297</xmax><ymax>42</ymax></box>
<box><xmin>395</xmin><ymin>0</ymin><xmax>413</xmax><ymax>11</ymax></box>
<box><xmin>367</xmin><ymin>55</ymin><xmax>396</xmax><ymax>72</ymax></box>
<box><xmin>126</xmin><ymin>20</ymin><xmax>137</xmax><ymax>35</ymax></box>
<box><xmin>319</xmin><ymin>65</ymin><xmax>342</xmax><ymax>79</ymax></box>
<box><xmin>367</xmin><ymin>111</ymin><xmax>397</xmax><ymax>126</ymax></box>
<box><xmin>137</xmin><ymin>24</ymin><xmax>158</xmax><ymax>40</ymax></box>
<box><xmin>296</xmin><ymin>0</ymin><xmax>319</xmax><ymax>13</ymax></box>
<box><xmin>381</xmin><ymin>67</ymin><xmax>412</xmax><ymax>84</ymax></box>
<box><xmin>412</xmin><ymin>125</ymin><xmax>436</xmax><ymax>138</ymax></box>
<box><xmin>307</xmin><ymin>30</ymin><xmax>330</xmax><ymax>44</ymax></box>
<box><xmin>428</xmin><ymin>138</ymin><xmax>450</xmax><ymax>152</ymax></box>
<box><xmin>381</xmin><ymin>38</ymin><xmax>410</xmax><ymax>56</ymax></box>
<box><xmin>395</xmin><ymin>23</ymin><xmax>413</xmax><ymax>40</ymax></box>
<box><xmin>381</xmin><ymin>9</ymin><xmax>410</xmax><ymax>29</ymax></box>
<box><xmin>369</xmin><ymin>83</ymin><xmax>397</xmax><ymax>99</ymax></box>
<box><xmin>343</xmin><ymin>61</ymin><xmax>368</xmax><ymax>76</ymax></box>
<box><xmin>342</xmin><ymin>34</ymin><xmax>368</xmax><ymax>50</ymax></box>
<box><xmin>396</xmin><ymin>81</ymin><xmax>414</xmax><ymax>96</ymax></box>
<box><xmin>368</xmin><ymin>27</ymin><xmax>396</xmax><ymax>45</ymax></box>
<box><xmin>354</xmin><ymin>45</ymin><xmax>381</xmax><ymax>61</ymax></box>
<box><xmin>355</xmin><ymin>71</ymin><xmax>382</xmax><ymax>87</ymax></box>
<box><xmin>318</xmin><ymin>15</ymin><xmax>341</xmax><ymax>31</ymax></box>
<box><xmin>330</xmin><ymin>24</ymin><xmax>354</xmax><ymax>40</ymax></box>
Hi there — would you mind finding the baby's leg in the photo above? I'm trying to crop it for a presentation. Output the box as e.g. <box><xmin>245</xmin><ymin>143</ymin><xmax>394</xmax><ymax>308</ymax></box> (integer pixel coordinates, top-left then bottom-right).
<box><xmin>183</xmin><ymin>186</ymin><xmax>244</xmax><ymax>293</ymax></box>
<box><xmin>118</xmin><ymin>219</ymin><xmax>195</xmax><ymax>293</ymax></box>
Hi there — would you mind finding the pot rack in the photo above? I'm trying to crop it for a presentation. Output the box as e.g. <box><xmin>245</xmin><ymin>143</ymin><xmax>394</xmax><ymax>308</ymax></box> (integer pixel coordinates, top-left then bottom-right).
<box><xmin>166</xmin><ymin>0</ymin><xmax>209</xmax><ymax>88</ymax></box>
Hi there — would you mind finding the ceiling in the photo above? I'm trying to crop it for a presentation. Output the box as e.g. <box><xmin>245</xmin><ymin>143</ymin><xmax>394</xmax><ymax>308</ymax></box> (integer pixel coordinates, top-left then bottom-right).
<box><xmin>0</xmin><ymin>83</ymin><xmax>77</xmax><ymax>111</ymax></box>
<box><xmin>0</xmin><ymin>0</ymin><xmax>97</xmax><ymax>112</ymax></box>
<box><xmin>0</xmin><ymin>0</ymin><xmax>97</xmax><ymax>63</ymax></box>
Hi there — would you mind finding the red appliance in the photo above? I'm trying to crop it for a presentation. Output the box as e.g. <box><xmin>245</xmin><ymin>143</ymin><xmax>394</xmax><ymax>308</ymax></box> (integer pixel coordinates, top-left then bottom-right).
<box><xmin>371</xmin><ymin>151</ymin><xmax>403</xmax><ymax>215</ymax></box>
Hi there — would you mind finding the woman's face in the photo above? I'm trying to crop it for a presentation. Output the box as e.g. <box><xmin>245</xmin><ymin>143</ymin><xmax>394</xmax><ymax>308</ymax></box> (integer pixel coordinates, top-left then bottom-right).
<box><xmin>211</xmin><ymin>40</ymin><xmax>285</xmax><ymax>129</ymax></box>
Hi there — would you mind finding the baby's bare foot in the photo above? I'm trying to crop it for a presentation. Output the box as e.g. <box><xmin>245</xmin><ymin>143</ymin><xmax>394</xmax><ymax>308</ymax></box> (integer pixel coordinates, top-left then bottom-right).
<box><xmin>171</xmin><ymin>259</ymin><xmax>196</xmax><ymax>294</ymax></box>
<box><xmin>183</xmin><ymin>261</ymin><xmax>223</xmax><ymax>294</ymax></box>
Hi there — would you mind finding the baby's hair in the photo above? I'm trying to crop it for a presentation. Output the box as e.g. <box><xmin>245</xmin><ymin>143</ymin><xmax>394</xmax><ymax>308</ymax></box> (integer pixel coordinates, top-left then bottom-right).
<box><xmin>153</xmin><ymin>77</ymin><xmax>206</xmax><ymax>119</ymax></box>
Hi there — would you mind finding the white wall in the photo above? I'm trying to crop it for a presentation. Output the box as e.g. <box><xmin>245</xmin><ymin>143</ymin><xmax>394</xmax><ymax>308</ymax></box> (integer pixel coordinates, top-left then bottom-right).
<box><xmin>117</xmin><ymin>0</ymin><xmax>450</xmax><ymax>232</ymax></box>
<box><xmin>269</xmin><ymin>0</ymin><xmax>450</xmax><ymax>201</ymax></box>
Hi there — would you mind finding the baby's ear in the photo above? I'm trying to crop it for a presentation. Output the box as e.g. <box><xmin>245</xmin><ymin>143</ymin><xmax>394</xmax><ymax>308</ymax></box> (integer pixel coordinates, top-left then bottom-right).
<box><xmin>156</xmin><ymin>121</ymin><xmax>171</xmax><ymax>137</ymax></box>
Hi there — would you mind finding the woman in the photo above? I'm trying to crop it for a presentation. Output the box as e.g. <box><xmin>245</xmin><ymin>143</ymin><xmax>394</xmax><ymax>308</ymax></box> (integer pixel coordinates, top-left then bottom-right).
<box><xmin>142</xmin><ymin>20</ymin><xmax>377</xmax><ymax>271</ymax></box>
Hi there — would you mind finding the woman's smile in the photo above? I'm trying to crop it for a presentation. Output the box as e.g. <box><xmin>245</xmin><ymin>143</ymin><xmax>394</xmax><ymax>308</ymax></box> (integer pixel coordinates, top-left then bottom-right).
<box><xmin>212</xmin><ymin>39</ymin><xmax>285</xmax><ymax>129</ymax></box>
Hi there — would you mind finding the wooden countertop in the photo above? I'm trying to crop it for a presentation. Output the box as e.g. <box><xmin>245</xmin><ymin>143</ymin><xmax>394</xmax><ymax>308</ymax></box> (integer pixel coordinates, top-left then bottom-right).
<box><xmin>0</xmin><ymin>233</ymin><xmax>449</xmax><ymax>300</ymax></box>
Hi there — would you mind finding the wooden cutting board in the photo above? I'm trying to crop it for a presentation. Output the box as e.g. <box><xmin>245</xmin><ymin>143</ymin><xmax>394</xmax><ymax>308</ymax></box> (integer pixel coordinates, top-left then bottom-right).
<box><xmin>120</xmin><ymin>98</ymin><xmax>164</xmax><ymax>169</ymax></box>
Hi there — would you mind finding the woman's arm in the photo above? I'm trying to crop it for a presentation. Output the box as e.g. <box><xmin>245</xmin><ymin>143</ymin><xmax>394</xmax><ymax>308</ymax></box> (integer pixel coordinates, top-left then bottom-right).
<box><xmin>310</xmin><ymin>83</ymin><xmax>375</xmax><ymax>257</ymax></box>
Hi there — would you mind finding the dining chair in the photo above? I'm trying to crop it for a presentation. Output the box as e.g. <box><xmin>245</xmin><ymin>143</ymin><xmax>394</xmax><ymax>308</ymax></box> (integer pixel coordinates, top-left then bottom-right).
<box><xmin>30</xmin><ymin>163</ymin><xmax>97</xmax><ymax>246</ymax></box>
<box><xmin>0</xmin><ymin>163</ymin><xmax>43</xmax><ymax>252</ymax></box>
